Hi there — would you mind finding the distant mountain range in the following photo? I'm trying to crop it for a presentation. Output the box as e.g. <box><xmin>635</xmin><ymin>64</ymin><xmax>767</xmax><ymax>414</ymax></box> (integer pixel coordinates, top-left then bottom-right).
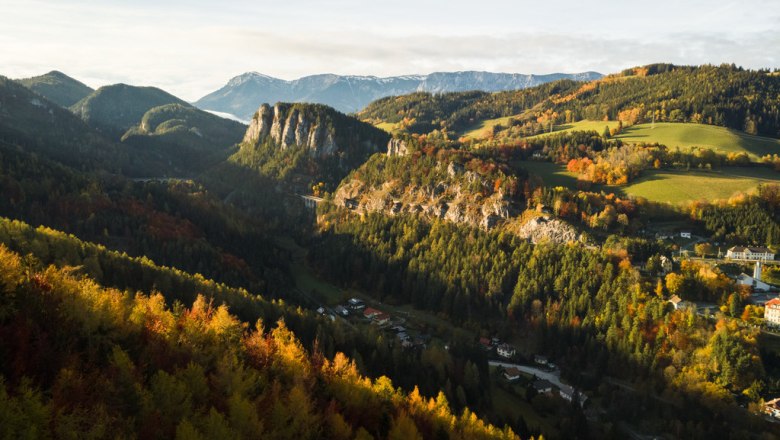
<box><xmin>194</xmin><ymin>71</ymin><xmax>603</xmax><ymax>119</ymax></box>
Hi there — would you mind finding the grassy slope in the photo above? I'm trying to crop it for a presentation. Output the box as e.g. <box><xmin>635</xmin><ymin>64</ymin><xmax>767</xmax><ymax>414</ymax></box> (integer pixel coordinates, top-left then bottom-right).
<box><xmin>478</xmin><ymin>118</ymin><xmax>780</xmax><ymax>158</ymax></box>
<box><xmin>614</xmin><ymin>122</ymin><xmax>780</xmax><ymax>158</ymax></box>
<box><xmin>617</xmin><ymin>168</ymin><xmax>779</xmax><ymax>203</ymax></box>
<box><xmin>517</xmin><ymin>160</ymin><xmax>779</xmax><ymax>203</ymax></box>
<box><xmin>516</xmin><ymin>161</ymin><xmax>581</xmax><ymax>188</ymax></box>
<box><xmin>462</xmin><ymin>115</ymin><xmax>521</xmax><ymax>139</ymax></box>
<box><xmin>374</xmin><ymin>121</ymin><xmax>398</xmax><ymax>134</ymax></box>
<box><xmin>526</xmin><ymin>120</ymin><xmax>622</xmax><ymax>140</ymax></box>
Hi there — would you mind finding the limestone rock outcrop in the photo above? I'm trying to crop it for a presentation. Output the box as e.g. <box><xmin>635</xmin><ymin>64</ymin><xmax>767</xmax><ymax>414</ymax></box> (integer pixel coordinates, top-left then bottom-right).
<box><xmin>242</xmin><ymin>103</ymin><xmax>348</xmax><ymax>158</ymax></box>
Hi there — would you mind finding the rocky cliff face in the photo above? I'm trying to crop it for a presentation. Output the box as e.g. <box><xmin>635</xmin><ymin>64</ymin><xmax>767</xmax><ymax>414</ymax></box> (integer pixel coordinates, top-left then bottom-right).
<box><xmin>334</xmin><ymin>159</ymin><xmax>519</xmax><ymax>230</ymax></box>
<box><xmin>514</xmin><ymin>216</ymin><xmax>585</xmax><ymax>244</ymax></box>
<box><xmin>386</xmin><ymin>139</ymin><xmax>409</xmax><ymax>156</ymax></box>
<box><xmin>242</xmin><ymin>103</ymin><xmax>339</xmax><ymax>157</ymax></box>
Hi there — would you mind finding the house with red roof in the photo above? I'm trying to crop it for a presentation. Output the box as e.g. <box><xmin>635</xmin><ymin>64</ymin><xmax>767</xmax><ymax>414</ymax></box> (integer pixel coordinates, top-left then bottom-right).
<box><xmin>765</xmin><ymin>298</ymin><xmax>780</xmax><ymax>326</ymax></box>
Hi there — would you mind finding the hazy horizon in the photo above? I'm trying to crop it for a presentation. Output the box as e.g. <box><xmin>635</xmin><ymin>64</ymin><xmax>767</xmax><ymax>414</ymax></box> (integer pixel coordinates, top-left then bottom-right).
<box><xmin>2</xmin><ymin>0</ymin><xmax>778</xmax><ymax>101</ymax></box>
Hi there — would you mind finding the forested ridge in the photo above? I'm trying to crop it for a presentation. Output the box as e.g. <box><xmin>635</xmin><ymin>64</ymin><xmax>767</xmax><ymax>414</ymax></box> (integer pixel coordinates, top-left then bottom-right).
<box><xmin>312</xmin><ymin>204</ymin><xmax>774</xmax><ymax>438</ymax></box>
<box><xmin>2</xmin><ymin>63</ymin><xmax>780</xmax><ymax>439</ymax></box>
<box><xmin>361</xmin><ymin>64</ymin><xmax>780</xmax><ymax>138</ymax></box>
<box><xmin>0</xmin><ymin>243</ymin><xmax>518</xmax><ymax>439</ymax></box>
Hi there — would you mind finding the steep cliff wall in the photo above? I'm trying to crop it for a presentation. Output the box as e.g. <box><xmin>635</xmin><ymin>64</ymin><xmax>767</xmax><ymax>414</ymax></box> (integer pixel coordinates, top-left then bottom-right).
<box><xmin>235</xmin><ymin>102</ymin><xmax>390</xmax><ymax>188</ymax></box>
<box><xmin>334</xmin><ymin>154</ymin><xmax>521</xmax><ymax>230</ymax></box>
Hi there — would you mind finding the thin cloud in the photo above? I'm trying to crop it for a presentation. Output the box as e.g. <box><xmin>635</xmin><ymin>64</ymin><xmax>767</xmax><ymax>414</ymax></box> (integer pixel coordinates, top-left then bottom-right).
<box><xmin>1</xmin><ymin>0</ymin><xmax>778</xmax><ymax>100</ymax></box>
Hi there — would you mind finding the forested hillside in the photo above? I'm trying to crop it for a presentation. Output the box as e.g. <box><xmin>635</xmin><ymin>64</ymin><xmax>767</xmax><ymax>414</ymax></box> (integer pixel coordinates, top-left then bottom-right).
<box><xmin>0</xmin><ymin>243</ymin><xmax>517</xmax><ymax>439</ymax></box>
<box><xmin>0</xmin><ymin>76</ymin><xmax>168</xmax><ymax>175</ymax></box>
<box><xmin>2</xmin><ymin>63</ymin><xmax>780</xmax><ymax>439</ymax></box>
<box><xmin>311</xmin><ymin>203</ymin><xmax>774</xmax><ymax>438</ymax></box>
<box><xmin>16</xmin><ymin>70</ymin><xmax>94</xmax><ymax>107</ymax></box>
<box><xmin>361</xmin><ymin>64</ymin><xmax>780</xmax><ymax>138</ymax></box>
<box><xmin>71</xmin><ymin>84</ymin><xmax>190</xmax><ymax>137</ymax></box>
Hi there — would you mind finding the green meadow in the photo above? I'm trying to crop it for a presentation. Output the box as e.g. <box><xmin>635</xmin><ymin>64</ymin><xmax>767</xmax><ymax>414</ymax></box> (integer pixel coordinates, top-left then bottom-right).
<box><xmin>614</xmin><ymin>122</ymin><xmax>780</xmax><ymax>158</ymax></box>
<box><xmin>516</xmin><ymin>160</ymin><xmax>779</xmax><ymax>203</ymax></box>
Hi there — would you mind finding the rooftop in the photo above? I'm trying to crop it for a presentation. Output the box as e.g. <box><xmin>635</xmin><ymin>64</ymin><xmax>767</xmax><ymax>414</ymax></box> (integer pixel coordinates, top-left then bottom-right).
<box><xmin>728</xmin><ymin>246</ymin><xmax>773</xmax><ymax>253</ymax></box>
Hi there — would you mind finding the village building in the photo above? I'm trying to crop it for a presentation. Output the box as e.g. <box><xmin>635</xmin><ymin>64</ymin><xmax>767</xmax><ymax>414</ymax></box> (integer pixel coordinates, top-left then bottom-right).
<box><xmin>736</xmin><ymin>274</ymin><xmax>771</xmax><ymax>292</ymax></box>
<box><xmin>503</xmin><ymin>367</ymin><xmax>522</xmax><ymax>381</ymax></box>
<box><xmin>726</xmin><ymin>246</ymin><xmax>775</xmax><ymax>261</ymax></box>
<box><xmin>765</xmin><ymin>298</ymin><xmax>780</xmax><ymax>326</ymax></box>
<box><xmin>659</xmin><ymin>255</ymin><xmax>673</xmax><ymax>273</ymax></box>
<box><xmin>347</xmin><ymin>298</ymin><xmax>365</xmax><ymax>310</ymax></box>
<box><xmin>559</xmin><ymin>385</ymin><xmax>588</xmax><ymax>406</ymax></box>
<box><xmin>533</xmin><ymin>355</ymin><xmax>549</xmax><ymax>366</ymax></box>
<box><xmin>531</xmin><ymin>379</ymin><xmax>554</xmax><ymax>394</ymax></box>
<box><xmin>737</xmin><ymin>261</ymin><xmax>771</xmax><ymax>292</ymax></box>
<box><xmin>668</xmin><ymin>295</ymin><xmax>695</xmax><ymax>311</ymax></box>
<box><xmin>497</xmin><ymin>343</ymin><xmax>516</xmax><ymax>359</ymax></box>
<box><xmin>766</xmin><ymin>397</ymin><xmax>780</xmax><ymax>419</ymax></box>
<box><xmin>363</xmin><ymin>307</ymin><xmax>382</xmax><ymax>319</ymax></box>
<box><xmin>373</xmin><ymin>313</ymin><xmax>391</xmax><ymax>326</ymax></box>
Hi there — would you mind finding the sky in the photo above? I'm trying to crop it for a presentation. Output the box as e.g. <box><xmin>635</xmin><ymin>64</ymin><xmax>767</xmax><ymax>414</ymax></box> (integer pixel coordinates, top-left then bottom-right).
<box><xmin>1</xmin><ymin>0</ymin><xmax>778</xmax><ymax>101</ymax></box>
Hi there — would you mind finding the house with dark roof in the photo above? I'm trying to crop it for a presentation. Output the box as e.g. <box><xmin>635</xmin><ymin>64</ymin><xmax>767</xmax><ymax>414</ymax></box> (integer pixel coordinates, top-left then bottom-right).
<box><xmin>726</xmin><ymin>246</ymin><xmax>775</xmax><ymax>261</ymax></box>
<box><xmin>531</xmin><ymin>379</ymin><xmax>554</xmax><ymax>394</ymax></box>
<box><xmin>559</xmin><ymin>384</ymin><xmax>588</xmax><ymax>406</ymax></box>
<box><xmin>347</xmin><ymin>298</ymin><xmax>365</xmax><ymax>310</ymax></box>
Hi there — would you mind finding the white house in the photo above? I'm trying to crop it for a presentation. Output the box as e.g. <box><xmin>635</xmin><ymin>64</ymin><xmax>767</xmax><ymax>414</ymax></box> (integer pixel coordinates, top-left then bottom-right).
<box><xmin>726</xmin><ymin>246</ymin><xmax>775</xmax><ymax>261</ymax></box>
<box><xmin>765</xmin><ymin>298</ymin><xmax>780</xmax><ymax>326</ymax></box>
<box><xmin>497</xmin><ymin>344</ymin><xmax>516</xmax><ymax>359</ymax></box>
<box><xmin>668</xmin><ymin>295</ymin><xmax>696</xmax><ymax>311</ymax></box>
<box><xmin>559</xmin><ymin>385</ymin><xmax>588</xmax><ymax>406</ymax></box>
<box><xmin>736</xmin><ymin>273</ymin><xmax>771</xmax><ymax>292</ymax></box>
<box><xmin>680</xmin><ymin>231</ymin><xmax>692</xmax><ymax>239</ymax></box>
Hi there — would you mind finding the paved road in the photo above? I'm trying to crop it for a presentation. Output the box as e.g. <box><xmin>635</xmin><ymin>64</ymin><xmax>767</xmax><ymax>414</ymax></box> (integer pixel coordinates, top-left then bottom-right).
<box><xmin>488</xmin><ymin>360</ymin><xmax>565</xmax><ymax>388</ymax></box>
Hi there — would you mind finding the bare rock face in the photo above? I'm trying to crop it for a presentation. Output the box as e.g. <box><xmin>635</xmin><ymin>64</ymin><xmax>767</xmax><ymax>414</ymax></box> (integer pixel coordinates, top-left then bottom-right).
<box><xmin>242</xmin><ymin>103</ymin><xmax>342</xmax><ymax>157</ymax></box>
<box><xmin>294</xmin><ymin>111</ymin><xmax>310</xmax><ymax>146</ymax></box>
<box><xmin>320</xmin><ymin>132</ymin><xmax>337</xmax><ymax>157</ymax></box>
<box><xmin>280</xmin><ymin>109</ymin><xmax>299</xmax><ymax>149</ymax></box>
<box><xmin>334</xmin><ymin>158</ymin><xmax>518</xmax><ymax>230</ymax></box>
<box><xmin>269</xmin><ymin>104</ymin><xmax>285</xmax><ymax>143</ymax></box>
<box><xmin>516</xmin><ymin>216</ymin><xmax>583</xmax><ymax>244</ymax></box>
<box><xmin>242</xmin><ymin>103</ymin><xmax>272</xmax><ymax>144</ymax></box>
<box><xmin>387</xmin><ymin>139</ymin><xmax>409</xmax><ymax>156</ymax></box>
